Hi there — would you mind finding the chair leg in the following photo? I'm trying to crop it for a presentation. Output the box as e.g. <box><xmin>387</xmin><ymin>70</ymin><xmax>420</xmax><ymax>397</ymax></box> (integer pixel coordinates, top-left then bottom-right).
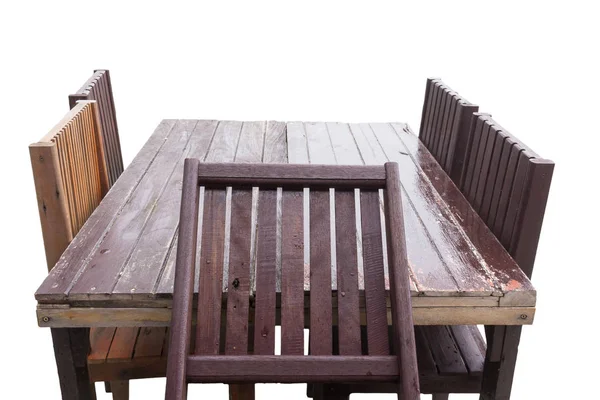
<box><xmin>110</xmin><ymin>380</ymin><xmax>129</xmax><ymax>400</ymax></box>
<box><xmin>480</xmin><ymin>325</ymin><xmax>522</xmax><ymax>400</ymax></box>
<box><xmin>51</xmin><ymin>328</ymin><xmax>97</xmax><ymax>400</ymax></box>
<box><xmin>229</xmin><ymin>384</ymin><xmax>255</xmax><ymax>400</ymax></box>
<box><xmin>432</xmin><ymin>394</ymin><xmax>450</xmax><ymax>400</ymax></box>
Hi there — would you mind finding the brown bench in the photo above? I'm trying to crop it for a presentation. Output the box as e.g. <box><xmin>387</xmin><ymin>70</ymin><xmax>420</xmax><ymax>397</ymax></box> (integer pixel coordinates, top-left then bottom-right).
<box><xmin>31</xmin><ymin>70</ymin><xmax>148</xmax><ymax>400</ymax></box>
<box><xmin>165</xmin><ymin>161</ymin><xmax>421</xmax><ymax>399</ymax></box>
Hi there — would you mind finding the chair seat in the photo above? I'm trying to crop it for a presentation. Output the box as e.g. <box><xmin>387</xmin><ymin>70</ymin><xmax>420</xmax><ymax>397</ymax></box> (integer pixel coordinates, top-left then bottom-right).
<box><xmin>88</xmin><ymin>327</ymin><xmax>169</xmax><ymax>381</ymax></box>
<box><xmin>89</xmin><ymin>324</ymin><xmax>485</xmax><ymax>393</ymax></box>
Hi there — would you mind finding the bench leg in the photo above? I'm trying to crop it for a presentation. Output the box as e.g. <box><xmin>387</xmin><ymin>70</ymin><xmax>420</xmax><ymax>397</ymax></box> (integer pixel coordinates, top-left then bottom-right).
<box><xmin>432</xmin><ymin>394</ymin><xmax>450</xmax><ymax>400</ymax></box>
<box><xmin>229</xmin><ymin>384</ymin><xmax>255</xmax><ymax>400</ymax></box>
<box><xmin>51</xmin><ymin>328</ymin><xmax>96</xmax><ymax>400</ymax></box>
<box><xmin>480</xmin><ymin>325</ymin><xmax>522</xmax><ymax>400</ymax></box>
<box><xmin>110</xmin><ymin>380</ymin><xmax>129</xmax><ymax>400</ymax></box>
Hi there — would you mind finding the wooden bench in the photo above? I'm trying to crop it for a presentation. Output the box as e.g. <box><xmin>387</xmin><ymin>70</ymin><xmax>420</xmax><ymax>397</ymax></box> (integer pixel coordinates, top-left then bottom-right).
<box><xmin>31</xmin><ymin>70</ymin><xmax>146</xmax><ymax>400</ymax></box>
<box><xmin>165</xmin><ymin>161</ymin><xmax>421</xmax><ymax>399</ymax></box>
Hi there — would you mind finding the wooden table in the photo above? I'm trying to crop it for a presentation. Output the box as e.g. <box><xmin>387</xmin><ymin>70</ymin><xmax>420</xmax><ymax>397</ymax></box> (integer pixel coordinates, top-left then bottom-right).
<box><xmin>36</xmin><ymin>119</ymin><xmax>535</xmax><ymax>328</ymax></box>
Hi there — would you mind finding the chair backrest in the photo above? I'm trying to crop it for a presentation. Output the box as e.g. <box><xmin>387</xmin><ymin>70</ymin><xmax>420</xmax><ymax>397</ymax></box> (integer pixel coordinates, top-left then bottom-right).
<box><xmin>419</xmin><ymin>78</ymin><xmax>479</xmax><ymax>183</ymax></box>
<box><xmin>30</xmin><ymin>100</ymin><xmax>109</xmax><ymax>271</ymax></box>
<box><xmin>459</xmin><ymin>114</ymin><xmax>554</xmax><ymax>278</ymax></box>
<box><xmin>69</xmin><ymin>69</ymin><xmax>123</xmax><ymax>187</ymax></box>
<box><xmin>165</xmin><ymin>161</ymin><xmax>420</xmax><ymax>400</ymax></box>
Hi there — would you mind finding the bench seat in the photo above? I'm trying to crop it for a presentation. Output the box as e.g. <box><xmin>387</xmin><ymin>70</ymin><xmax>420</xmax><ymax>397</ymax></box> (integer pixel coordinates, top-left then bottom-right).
<box><xmin>89</xmin><ymin>325</ymin><xmax>485</xmax><ymax>394</ymax></box>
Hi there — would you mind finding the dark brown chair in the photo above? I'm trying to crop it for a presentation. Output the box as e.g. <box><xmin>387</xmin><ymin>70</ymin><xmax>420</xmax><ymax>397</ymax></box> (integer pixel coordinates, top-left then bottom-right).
<box><xmin>165</xmin><ymin>160</ymin><xmax>420</xmax><ymax>399</ymax></box>
<box><xmin>69</xmin><ymin>69</ymin><xmax>124</xmax><ymax>187</ymax></box>
<box><xmin>419</xmin><ymin>78</ymin><xmax>479</xmax><ymax>184</ymax></box>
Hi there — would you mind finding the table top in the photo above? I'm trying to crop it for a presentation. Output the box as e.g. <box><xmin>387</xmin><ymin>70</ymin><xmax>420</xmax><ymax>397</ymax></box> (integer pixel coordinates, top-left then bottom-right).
<box><xmin>36</xmin><ymin>119</ymin><xmax>535</xmax><ymax>328</ymax></box>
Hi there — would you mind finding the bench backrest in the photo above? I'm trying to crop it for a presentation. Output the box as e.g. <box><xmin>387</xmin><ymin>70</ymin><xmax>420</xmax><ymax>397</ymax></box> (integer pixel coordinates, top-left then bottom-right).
<box><xmin>459</xmin><ymin>114</ymin><xmax>554</xmax><ymax>278</ymax></box>
<box><xmin>30</xmin><ymin>101</ymin><xmax>109</xmax><ymax>270</ymax></box>
<box><xmin>69</xmin><ymin>69</ymin><xmax>123</xmax><ymax>187</ymax></box>
<box><xmin>165</xmin><ymin>161</ymin><xmax>420</xmax><ymax>400</ymax></box>
<box><xmin>419</xmin><ymin>78</ymin><xmax>479</xmax><ymax>184</ymax></box>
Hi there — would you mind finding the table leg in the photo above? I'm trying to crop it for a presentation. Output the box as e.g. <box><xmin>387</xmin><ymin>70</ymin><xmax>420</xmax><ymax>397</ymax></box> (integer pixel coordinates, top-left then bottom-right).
<box><xmin>480</xmin><ymin>325</ymin><xmax>522</xmax><ymax>400</ymax></box>
<box><xmin>51</xmin><ymin>328</ymin><xmax>96</xmax><ymax>400</ymax></box>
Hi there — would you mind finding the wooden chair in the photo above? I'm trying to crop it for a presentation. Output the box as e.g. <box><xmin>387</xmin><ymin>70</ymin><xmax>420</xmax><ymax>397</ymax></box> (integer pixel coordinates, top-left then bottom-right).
<box><xmin>419</xmin><ymin>78</ymin><xmax>479</xmax><ymax>184</ymax></box>
<box><xmin>69</xmin><ymin>69</ymin><xmax>124</xmax><ymax>187</ymax></box>
<box><xmin>164</xmin><ymin>160</ymin><xmax>421</xmax><ymax>399</ymax></box>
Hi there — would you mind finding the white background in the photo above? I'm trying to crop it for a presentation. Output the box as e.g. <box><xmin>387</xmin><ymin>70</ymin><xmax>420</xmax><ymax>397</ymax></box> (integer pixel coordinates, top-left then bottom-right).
<box><xmin>0</xmin><ymin>1</ymin><xmax>598</xmax><ymax>399</ymax></box>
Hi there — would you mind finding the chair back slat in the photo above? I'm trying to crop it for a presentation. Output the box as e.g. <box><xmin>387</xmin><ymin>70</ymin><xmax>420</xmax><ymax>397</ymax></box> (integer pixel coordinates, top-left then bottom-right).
<box><xmin>419</xmin><ymin>78</ymin><xmax>479</xmax><ymax>183</ymax></box>
<box><xmin>280</xmin><ymin>190</ymin><xmax>305</xmax><ymax>356</ymax></box>
<box><xmin>195</xmin><ymin>188</ymin><xmax>227</xmax><ymax>355</ymax></box>
<box><xmin>360</xmin><ymin>190</ymin><xmax>390</xmax><ymax>356</ymax></box>
<box><xmin>166</xmin><ymin>161</ymin><xmax>420</xmax><ymax>400</ymax></box>
<box><xmin>309</xmin><ymin>189</ymin><xmax>333</xmax><ymax>355</ymax></box>
<box><xmin>30</xmin><ymin>101</ymin><xmax>109</xmax><ymax>270</ymax></box>
<box><xmin>334</xmin><ymin>189</ymin><xmax>361</xmax><ymax>355</ymax></box>
<box><xmin>460</xmin><ymin>114</ymin><xmax>554</xmax><ymax>278</ymax></box>
<box><xmin>225</xmin><ymin>189</ymin><xmax>253</xmax><ymax>355</ymax></box>
<box><xmin>254</xmin><ymin>189</ymin><xmax>278</xmax><ymax>355</ymax></box>
<box><xmin>70</xmin><ymin>69</ymin><xmax>123</xmax><ymax>187</ymax></box>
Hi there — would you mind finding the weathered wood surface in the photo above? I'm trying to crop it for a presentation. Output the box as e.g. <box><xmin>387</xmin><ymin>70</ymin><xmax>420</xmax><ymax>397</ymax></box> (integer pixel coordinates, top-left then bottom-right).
<box><xmin>36</xmin><ymin>120</ymin><xmax>535</xmax><ymax>327</ymax></box>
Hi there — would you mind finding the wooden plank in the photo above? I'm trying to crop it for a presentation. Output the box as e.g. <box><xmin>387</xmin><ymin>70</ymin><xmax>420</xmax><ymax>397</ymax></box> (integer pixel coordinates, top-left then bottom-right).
<box><xmin>234</xmin><ymin>121</ymin><xmax>265</xmax><ymax>163</ymax></box>
<box><xmin>36</xmin><ymin>119</ymin><xmax>179</xmax><ymax>301</ymax></box>
<box><xmin>348</xmin><ymin>123</ymin><xmax>387</xmax><ymax>165</ymax></box>
<box><xmin>107</xmin><ymin>327</ymin><xmax>139</xmax><ymax>362</ymax></box>
<box><xmin>225</xmin><ymin>189</ymin><xmax>253</xmax><ymax>354</ymax></box>
<box><xmin>29</xmin><ymin>143</ymin><xmax>73</xmax><ymax>271</ymax></box>
<box><xmin>335</xmin><ymin>190</ymin><xmax>361</xmax><ymax>355</ymax></box>
<box><xmin>479</xmin><ymin>129</ymin><xmax>508</xmax><ymax>223</ymax></box>
<box><xmin>449</xmin><ymin>325</ymin><xmax>485</xmax><ymax>374</ymax></box>
<box><xmin>37</xmin><ymin>304</ymin><xmax>536</xmax><ymax>328</ymax></box>
<box><xmin>326</xmin><ymin>122</ymin><xmax>364</xmax><ymax>164</ymax></box>
<box><xmin>286</xmin><ymin>122</ymin><xmax>309</xmax><ymax>164</ymax></box>
<box><xmin>304</xmin><ymin>122</ymin><xmax>336</xmax><ymax>164</ymax></box>
<box><xmin>186</xmin><ymin>355</ymin><xmax>399</xmax><ymax>383</ymax></box>
<box><xmin>371</xmin><ymin>123</ymin><xmax>492</xmax><ymax>296</ymax></box>
<box><xmin>134</xmin><ymin>327</ymin><xmax>167</xmax><ymax>358</ymax></box>
<box><xmin>156</xmin><ymin>121</ymin><xmax>244</xmax><ymax>296</ymax></box>
<box><xmin>423</xmin><ymin>326</ymin><xmax>467</xmax><ymax>375</ymax></box>
<box><xmin>309</xmin><ymin>190</ymin><xmax>332</xmax><ymax>355</ymax></box>
<box><xmin>65</xmin><ymin>120</ymin><xmax>197</xmax><ymax>299</ymax></box>
<box><xmin>262</xmin><ymin>121</ymin><xmax>287</xmax><ymax>163</ymax></box>
<box><xmin>280</xmin><ymin>190</ymin><xmax>305</xmax><ymax>355</ymax></box>
<box><xmin>391</xmin><ymin>124</ymin><xmax>536</xmax><ymax>303</ymax></box>
<box><xmin>413</xmin><ymin>327</ymin><xmax>437</xmax><ymax>376</ymax></box>
<box><xmin>195</xmin><ymin>189</ymin><xmax>227</xmax><ymax>354</ymax></box>
<box><xmin>469</xmin><ymin>119</ymin><xmax>494</xmax><ymax>210</ymax></box>
<box><xmin>462</xmin><ymin>115</ymin><xmax>486</xmax><ymax>198</ymax></box>
<box><xmin>195</xmin><ymin>163</ymin><xmax>386</xmax><ymax>189</ymax></box>
<box><xmin>113</xmin><ymin>120</ymin><xmax>218</xmax><ymax>295</ymax></box>
<box><xmin>360</xmin><ymin>191</ymin><xmax>389</xmax><ymax>356</ymax></box>
<box><xmin>88</xmin><ymin>327</ymin><xmax>117</xmax><ymax>363</ymax></box>
<box><xmin>253</xmin><ymin>189</ymin><xmax>278</xmax><ymax>355</ymax></box>
<box><xmin>205</xmin><ymin>120</ymin><xmax>243</xmax><ymax>162</ymax></box>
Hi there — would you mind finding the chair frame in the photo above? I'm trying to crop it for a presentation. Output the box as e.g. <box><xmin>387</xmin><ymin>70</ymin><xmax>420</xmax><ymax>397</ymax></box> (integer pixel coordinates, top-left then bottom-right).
<box><xmin>165</xmin><ymin>160</ymin><xmax>420</xmax><ymax>400</ymax></box>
